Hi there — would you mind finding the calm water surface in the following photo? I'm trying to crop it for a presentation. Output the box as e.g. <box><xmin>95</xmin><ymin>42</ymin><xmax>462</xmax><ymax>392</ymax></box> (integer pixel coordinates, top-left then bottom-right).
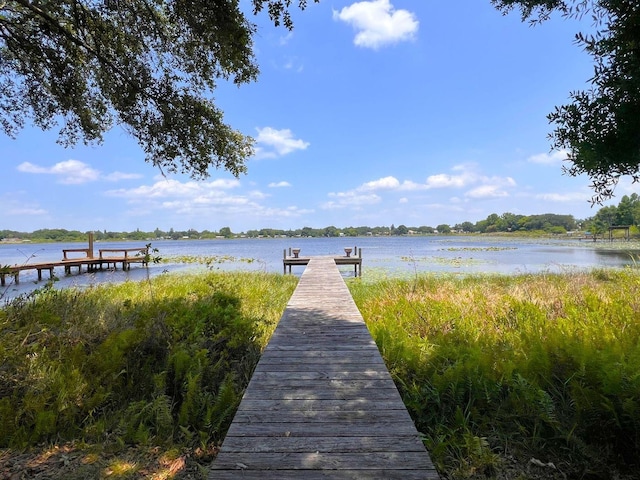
<box><xmin>1</xmin><ymin>236</ymin><xmax>638</xmax><ymax>301</ymax></box>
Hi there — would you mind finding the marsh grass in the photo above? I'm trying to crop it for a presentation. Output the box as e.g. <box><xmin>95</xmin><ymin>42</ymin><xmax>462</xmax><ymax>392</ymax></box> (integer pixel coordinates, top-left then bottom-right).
<box><xmin>0</xmin><ymin>271</ymin><xmax>297</xmax><ymax>453</ymax></box>
<box><xmin>349</xmin><ymin>269</ymin><xmax>640</xmax><ymax>478</ymax></box>
<box><xmin>3</xmin><ymin>264</ymin><xmax>640</xmax><ymax>478</ymax></box>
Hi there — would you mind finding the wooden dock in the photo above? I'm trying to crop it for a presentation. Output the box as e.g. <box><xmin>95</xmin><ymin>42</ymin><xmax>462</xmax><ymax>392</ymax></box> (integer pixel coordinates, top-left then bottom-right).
<box><xmin>284</xmin><ymin>247</ymin><xmax>363</xmax><ymax>277</ymax></box>
<box><xmin>210</xmin><ymin>257</ymin><xmax>439</xmax><ymax>479</ymax></box>
<box><xmin>0</xmin><ymin>247</ymin><xmax>149</xmax><ymax>286</ymax></box>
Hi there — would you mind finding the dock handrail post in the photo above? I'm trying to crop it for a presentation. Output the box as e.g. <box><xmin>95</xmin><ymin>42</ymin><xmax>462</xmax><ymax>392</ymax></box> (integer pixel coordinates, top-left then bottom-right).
<box><xmin>88</xmin><ymin>232</ymin><xmax>94</xmax><ymax>258</ymax></box>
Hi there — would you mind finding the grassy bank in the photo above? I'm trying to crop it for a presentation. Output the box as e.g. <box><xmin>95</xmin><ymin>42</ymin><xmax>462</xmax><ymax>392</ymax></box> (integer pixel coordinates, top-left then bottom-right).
<box><xmin>0</xmin><ymin>271</ymin><xmax>297</xmax><ymax>478</ymax></box>
<box><xmin>2</xmin><ymin>268</ymin><xmax>640</xmax><ymax>479</ymax></box>
<box><xmin>349</xmin><ymin>269</ymin><xmax>640</xmax><ymax>479</ymax></box>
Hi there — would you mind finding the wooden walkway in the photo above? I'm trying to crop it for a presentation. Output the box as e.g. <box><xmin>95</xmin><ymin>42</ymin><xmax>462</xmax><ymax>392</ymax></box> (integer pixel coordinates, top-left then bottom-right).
<box><xmin>210</xmin><ymin>257</ymin><xmax>439</xmax><ymax>479</ymax></box>
<box><xmin>0</xmin><ymin>247</ymin><xmax>149</xmax><ymax>286</ymax></box>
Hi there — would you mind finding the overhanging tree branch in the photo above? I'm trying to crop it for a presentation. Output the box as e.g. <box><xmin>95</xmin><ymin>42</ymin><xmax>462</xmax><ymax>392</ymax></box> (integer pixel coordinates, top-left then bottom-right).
<box><xmin>0</xmin><ymin>0</ymin><xmax>318</xmax><ymax>178</ymax></box>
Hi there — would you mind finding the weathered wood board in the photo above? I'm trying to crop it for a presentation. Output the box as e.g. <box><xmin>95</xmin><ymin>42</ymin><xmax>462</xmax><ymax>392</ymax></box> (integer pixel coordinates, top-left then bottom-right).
<box><xmin>210</xmin><ymin>257</ymin><xmax>440</xmax><ymax>479</ymax></box>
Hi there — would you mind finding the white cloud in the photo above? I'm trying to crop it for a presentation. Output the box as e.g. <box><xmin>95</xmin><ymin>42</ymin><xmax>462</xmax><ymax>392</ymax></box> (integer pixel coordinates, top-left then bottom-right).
<box><xmin>106</xmin><ymin>178</ymin><xmax>240</xmax><ymax>200</ymax></box>
<box><xmin>425</xmin><ymin>172</ymin><xmax>475</xmax><ymax>189</ymax></box>
<box><xmin>535</xmin><ymin>192</ymin><xmax>588</xmax><ymax>202</ymax></box>
<box><xmin>356</xmin><ymin>176</ymin><xmax>426</xmax><ymax>192</ymax></box>
<box><xmin>268</xmin><ymin>181</ymin><xmax>292</xmax><ymax>188</ymax></box>
<box><xmin>17</xmin><ymin>159</ymin><xmax>100</xmax><ymax>184</ymax></box>
<box><xmin>491</xmin><ymin>176</ymin><xmax>516</xmax><ymax>187</ymax></box>
<box><xmin>397</xmin><ymin>180</ymin><xmax>427</xmax><ymax>191</ymax></box>
<box><xmin>330</xmin><ymin>191</ymin><xmax>382</xmax><ymax>205</ymax></box>
<box><xmin>279</xmin><ymin>32</ymin><xmax>294</xmax><ymax>46</ymax></box>
<box><xmin>254</xmin><ymin>127</ymin><xmax>310</xmax><ymax>159</ymax></box>
<box><xmin>249</xmin><ymin>190</ymin><xmax>269</xmax><ymax>199</ymax></box>
<box><xmin>528</xmin><ymin>150</ymin><xmax>569</xmax><ymax>165</ymax></box>
<box><xmin>7</xmin><ymin>206</ymin><xmax>47</xmax><ymax>216</ymax></box>
<box><xmin>462</xmin><ymin>174</ymin><xmax>515</xmax><ymax>199</ymax></box>
<box><xmin>358</xmin><ymin>176</ymin><xmax>400</xmax><ymax>191</ymax></box>
<box><xmin>422</xmin><ymin>164</ymin><xmax>482</xmax><ymax>189</ymax></box>
<box><xmin>319</xmin><ymin>200</ymin><xmax>345</xmax><ymax>210</ymax></box>
<box><xmin>104</xmin><ymin>171</ymin><xmax>144</xmax><ymax>182</ymax></box>
<box><xmin>322</xmin><ymin>191</ymin><xmax>382</xmax><ymax>209</ymax></box>
<box><xmin>465</xmin><ymin>185</ymin><xmax>510</xmax><ymax>199</ymax></box>
<box><xmin>104</xmin><ymin>176</ymin><xmax>314</xmax><ymax>223</ymax></box>
<box><xmin>282</xmin><ymin>206</ymin><xmax>315</xmax><ymax>217</ymax></box>
<box><xmin>333</xmin><ymin>0</ymin><xmax>419</xmax><ymax>49</ymax></box>
<box><xmin>16</xmin><ymin>162</ymin><xmax>46</xmax><ymax>174</ymax></box>
<box><xmin>209</xmin><ymin>178</ymin><xmax>242</xmax><ymax>189</ymax></box>
<box><xmin>350</xmin><ymin>165</ymin><xmax>512</xmax><ymax>195</ymax></box>
<box><xmin>16</xmin><ymin>159</ymin><xmax>144</xmax><ymax>185</ymax></box>
<box><xmin>321</xmin><ymin>165</ymin><xmax>517</xmax><ymax>213</ymax></box>
<box><xmin>283</xmin><ymin>57</ymin><xmax>304</xmax><ymax>72</ymax></box>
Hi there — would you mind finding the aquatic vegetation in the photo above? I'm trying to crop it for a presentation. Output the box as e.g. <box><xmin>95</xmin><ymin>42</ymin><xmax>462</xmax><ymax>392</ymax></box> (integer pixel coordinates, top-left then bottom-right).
<box><xmin>163</xmin><ymin>254</ymin><xmax>257</xmax><ymax>267</ymax></box>
<box><xmin>440</xmin><ymin>246</ymin><xmax>517</xmax><ymax>252</ymax></box>
<box><xmin>399</xmin><ymin>255</ymin><xmax>486</xmax><ymax>268</ymax></box>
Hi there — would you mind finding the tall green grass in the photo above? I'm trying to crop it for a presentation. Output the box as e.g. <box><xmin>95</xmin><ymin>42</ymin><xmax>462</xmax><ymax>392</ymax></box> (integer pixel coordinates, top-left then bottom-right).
<box><xmin>349</xmin><ymin>269</ymin><xmax>640</xmax><ymax>478</ymax></box>
<box><xmin>0</xmin><ymin>271</ymin><xmax>297</xmax><ymax>450</ymax></box>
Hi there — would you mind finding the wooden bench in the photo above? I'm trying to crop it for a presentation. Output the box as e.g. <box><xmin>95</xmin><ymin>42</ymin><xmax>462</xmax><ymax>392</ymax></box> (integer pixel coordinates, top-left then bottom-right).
<box><xmin>62</xmin><ymin>248</ymin><xmax>93</xmax><ymax>260</ymax></box>
<box><xmin>98</xmin><ymin>247</ymin><xmax>149</xmax><ymax>270</ymax></box>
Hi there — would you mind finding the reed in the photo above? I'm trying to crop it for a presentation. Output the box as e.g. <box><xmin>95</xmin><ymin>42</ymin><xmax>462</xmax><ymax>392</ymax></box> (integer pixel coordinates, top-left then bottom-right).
<box><xmin>349</xmin><ymin>269</ymin><xmax>640</xmax><ymax>478</ymax></box>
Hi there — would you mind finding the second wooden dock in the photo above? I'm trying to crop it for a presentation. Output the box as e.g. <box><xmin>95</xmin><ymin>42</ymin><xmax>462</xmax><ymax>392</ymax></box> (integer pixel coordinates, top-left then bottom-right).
<box><xmin>0</xmin><ymin>246</ymin><xmax>149</xmax><ymax>286</ymax></box>
<box><xmin>211</xmin><ymin>256</ymin><xmax>439</xmax><ymax>479</ymax></box>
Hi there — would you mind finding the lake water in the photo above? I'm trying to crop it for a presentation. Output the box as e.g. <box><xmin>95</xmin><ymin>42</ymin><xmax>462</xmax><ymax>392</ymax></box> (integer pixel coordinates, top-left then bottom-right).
<box><xmin>1</xmin><ymin>236</ymin><xmax>639</xmax><ymax>301</ymax></box>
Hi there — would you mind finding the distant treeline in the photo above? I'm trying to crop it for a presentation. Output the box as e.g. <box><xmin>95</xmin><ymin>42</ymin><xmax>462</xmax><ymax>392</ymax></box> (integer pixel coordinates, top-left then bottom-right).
<box><xmin>3</xmin><ymin>195</ymin><xmax>640</xmax><ymax>242</ymax></box>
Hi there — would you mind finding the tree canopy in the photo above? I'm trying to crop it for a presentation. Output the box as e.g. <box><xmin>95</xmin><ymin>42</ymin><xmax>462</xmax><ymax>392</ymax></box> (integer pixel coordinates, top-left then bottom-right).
<box><xmin>493</xmin><ymin>0</ymin><xmax>640</xmax><ymax>203</ymax></box>
<box><xmin>0</xmin><ymin>1</ymin><xmax>315</xmax><ymax>178</ymax></box>
<box><xmin>3</xmin><ymin>1</ymin><xmax>637</xmax><ymax>199</ymax></box>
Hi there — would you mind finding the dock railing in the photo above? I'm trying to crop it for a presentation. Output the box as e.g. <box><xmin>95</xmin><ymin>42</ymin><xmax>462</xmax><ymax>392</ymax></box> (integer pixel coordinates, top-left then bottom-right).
<box><xmin>283</xmin><ymin>247</ymin><xmax>363</xmax><ymax>276</ymax></box>
<box><xmin>98</xmin><ymin>247</ymin><xmax>149</xmax><ymax>270</ymax></box>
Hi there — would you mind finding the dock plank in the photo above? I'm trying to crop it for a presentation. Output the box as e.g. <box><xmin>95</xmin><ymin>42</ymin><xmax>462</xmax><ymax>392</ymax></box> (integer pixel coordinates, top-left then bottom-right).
<box><xmin>217</xmin><ymin>435</ymin><xmax>426</xmax><ymax>453</ymax></box>
<box><xmin>210</xmin><ymin>257</ymin><xmax>439</xmax><ymax>479</ymax></box>
<box><xmin>213</xmin><ymin>452</ymin><xmax>434</xmax><ymax>470</ymax></box>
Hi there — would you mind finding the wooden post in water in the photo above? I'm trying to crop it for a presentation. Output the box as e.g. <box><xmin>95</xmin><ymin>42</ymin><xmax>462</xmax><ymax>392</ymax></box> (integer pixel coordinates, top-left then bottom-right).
<box><xmin>88</xmin><ymin>232</ymin><xmax>94</xmax><ymax>258</ymax></box>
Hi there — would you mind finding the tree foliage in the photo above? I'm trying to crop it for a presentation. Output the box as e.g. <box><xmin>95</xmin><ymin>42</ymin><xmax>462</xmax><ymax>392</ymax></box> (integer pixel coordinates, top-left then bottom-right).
<box><xmin>469</xmin><ymin>212</ymin><xmax>578</xmax><ymax>233</ymax></box>
<box><xmin>0</xmin><ymin>1</ymin><xmax>316</xmax><ymax>178</ymax></box>
<box><xmin>492</xmin><ymin>0</ymin><xmax>640</xmax><ymax>203</ymax></box>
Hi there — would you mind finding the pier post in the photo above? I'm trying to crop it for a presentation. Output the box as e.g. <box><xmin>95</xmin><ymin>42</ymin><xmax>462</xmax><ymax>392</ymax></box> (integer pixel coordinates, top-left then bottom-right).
<box><xmin>88</xmin><ymin>232</ymin><xmax>95</xmax><ymax>258</ymax></box>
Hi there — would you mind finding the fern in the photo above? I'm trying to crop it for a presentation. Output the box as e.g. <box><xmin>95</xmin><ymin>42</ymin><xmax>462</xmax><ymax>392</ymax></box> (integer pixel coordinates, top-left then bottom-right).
<box><xmin>206</xmin><ymin>375</ymin><xmax>240</xmax><ymax>440</ymax></box>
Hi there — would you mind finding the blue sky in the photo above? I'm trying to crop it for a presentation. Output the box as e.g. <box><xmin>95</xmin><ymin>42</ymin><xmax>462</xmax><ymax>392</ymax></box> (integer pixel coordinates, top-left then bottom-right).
<box><xmin>1</xmin><ymin>0</ymin><xmax>634</xmax><ymax>233</ymax></box>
